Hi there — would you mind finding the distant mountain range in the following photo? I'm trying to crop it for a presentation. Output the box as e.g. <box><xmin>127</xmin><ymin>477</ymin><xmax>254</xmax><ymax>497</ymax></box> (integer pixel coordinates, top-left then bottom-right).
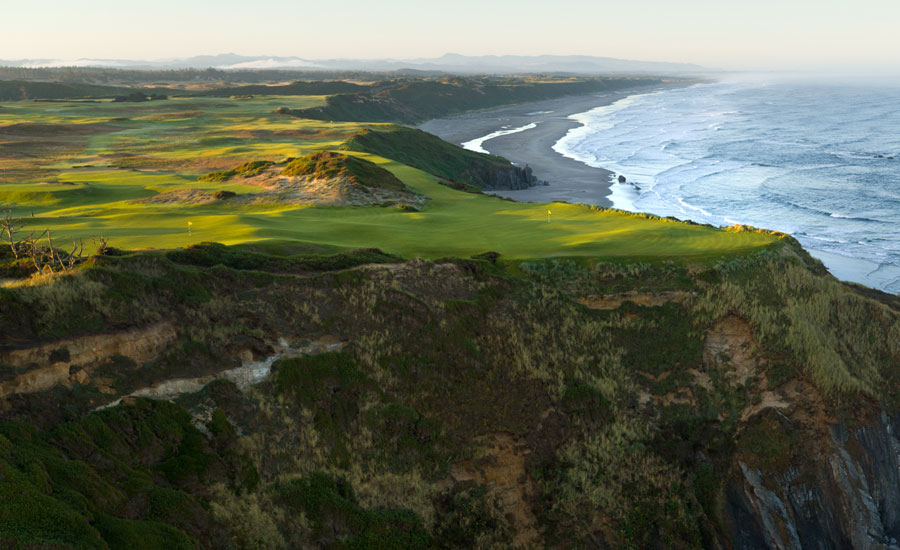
<box><xmin>0</xmin><ymin>53</ymin><xmax>708</xmax><ymax>74</ymax></box>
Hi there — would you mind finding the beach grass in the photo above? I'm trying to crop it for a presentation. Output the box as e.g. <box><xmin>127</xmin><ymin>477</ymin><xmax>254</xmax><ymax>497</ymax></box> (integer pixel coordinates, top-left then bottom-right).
<box><xmin>0</xmin><ymin>96</ymin><xmax>778</xmax><ymax>261</ymax></box>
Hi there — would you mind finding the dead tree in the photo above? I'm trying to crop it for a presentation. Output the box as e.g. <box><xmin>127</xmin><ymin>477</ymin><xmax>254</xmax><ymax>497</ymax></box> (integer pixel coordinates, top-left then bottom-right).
<box><xmin>1</xmin><ymin>208</ymin><xmax>22</xmax><ymax>259</ymax></box>
<box><xmin>22</xmin><ymin>228</ymin><xmax>50</xmax><ymax>272</ymax></box>
<box><xmin>2</xmin><ymin>208</ymin><xmax>92</xmax><ymax>273</ymax></box>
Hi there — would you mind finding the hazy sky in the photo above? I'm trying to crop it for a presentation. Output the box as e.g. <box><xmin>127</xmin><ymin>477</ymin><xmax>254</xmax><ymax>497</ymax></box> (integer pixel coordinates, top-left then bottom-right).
<box><xmin>4</xmin><ymin>0</ymin><xmax>899</xmax><ymax>70</ymax></box>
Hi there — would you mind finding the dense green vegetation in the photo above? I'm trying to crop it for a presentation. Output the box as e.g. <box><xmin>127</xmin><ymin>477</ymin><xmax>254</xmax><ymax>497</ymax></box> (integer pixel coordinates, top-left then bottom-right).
<box><xmin>168</xmin><ymin>242</ymin><xmax>400</xmax><ymax>273</ymax></box>
<box><xmin>0</xmin><ymin>93</ymin><xmax>774</xmax><ymax>255</ymax></box>
<box><xmin>0</xmin><ymin>398</ymin><xmax>249</xmax><ymax>549</ymax></box>
<box><xmin>0</xmin><ymin>75</ymin><xmax>362</xmax><ymax>101</ymax></box>
<box><xmin>280</xmin><ymin>151</ymin><xmax>409</xmax><ymax>191</ymax></box>
<box><xmin>0</xmin><ymin>74</ymin><xmax>666</xmax><ymax>109</ymax></box>
<box><xmin>285</xmin><ymin>76</ymin><xmax>663</xmax><ymax>123</ymax></box>
<box><xmin>0</xmin><ymin>66</ymin><xmax>426</xmax><ymax>86</ymax></box>
<box><xmin>344</xmin><ymin>125</ymin><xmax>527</xmax><ymax>189</ymax></box>
<box><xmin>0</xmin><ymin>239</ymin><xmax>897</xmax><ymax>548</ymax></box>
<box><xmin>198</xmin><ymin>160</ymin><xmax>277</xmax><ymax>182</ymax></box>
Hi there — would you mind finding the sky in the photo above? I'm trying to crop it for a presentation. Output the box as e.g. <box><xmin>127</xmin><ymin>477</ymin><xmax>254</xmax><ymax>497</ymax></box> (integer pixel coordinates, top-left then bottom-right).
<box><xmin>3</xmin><ymin>0</ymin><xmax>900</xmax><ymax>71</ymax></box>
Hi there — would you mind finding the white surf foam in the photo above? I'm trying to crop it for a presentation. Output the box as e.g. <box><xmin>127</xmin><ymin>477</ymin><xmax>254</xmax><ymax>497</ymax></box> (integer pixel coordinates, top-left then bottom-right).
<box><xmin>548</xmin><ymin>80</ymin><xmax>900</xmax><ymax>292</ymax></box>
<box><xmin>461</xmin><ymin>122</ymin><xmax>539</xmax><ymax>154</ymax></box>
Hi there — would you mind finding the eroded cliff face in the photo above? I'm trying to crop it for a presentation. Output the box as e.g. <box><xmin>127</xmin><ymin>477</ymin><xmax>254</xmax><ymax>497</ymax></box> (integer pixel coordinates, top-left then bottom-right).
<box><xmin>728</xmin><ymin>412</ymin><xmax>900</xmax><ymax>550</ymax></box>
<box><xmin>0</xmin><ymin>322</ymin><xmax>176</xmax><ymax>398</ymax></box>
<box><xmin>485</xmin><ymin>164</ymin><xmax>541</xmax><ymax>190</ymax></box>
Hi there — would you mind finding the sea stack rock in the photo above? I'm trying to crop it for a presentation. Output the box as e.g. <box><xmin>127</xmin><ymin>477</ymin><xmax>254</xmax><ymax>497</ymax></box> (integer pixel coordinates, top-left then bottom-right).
<box><xmin>617</xmin><ymin>175</ymin><xmax>627</xmax><ymax>183</ymax></box>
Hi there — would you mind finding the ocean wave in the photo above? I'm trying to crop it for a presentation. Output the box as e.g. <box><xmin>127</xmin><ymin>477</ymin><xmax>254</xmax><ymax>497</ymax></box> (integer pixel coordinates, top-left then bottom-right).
<box><xmin>606</xmin><ymin>181</ymin><xmax>640</xmax><ymax>212</ymax></box>
<box><xmin>828</xmin><ymin>212</ymin><xmax>890</xmax><ymax>223</ymax></box>
<box><xmin>800</xmin><ymin>233</ymin><xmax>850</xmax><ymax>245</ymax></box>
<box><xmin>549</xmin><ymin>81</ymin><xmax>900</xmax><ymax>291</ymax></box>
<box><xmin>780</xmin><ymin>200</ymin><xmax>851</xmax><ymax>220</ymax></box>
<box><xmin>674</xmin><ymin>196</ymin><xmax>718</xmax><ymax>220</ymax></box>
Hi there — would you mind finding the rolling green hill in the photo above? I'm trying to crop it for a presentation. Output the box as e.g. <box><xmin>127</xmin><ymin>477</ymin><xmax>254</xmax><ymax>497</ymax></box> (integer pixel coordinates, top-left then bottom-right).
<box><xmin>286</xmin><ymin>76</ymin><xmax>664</xmax><ymax>123</ymax></box>
<box><xmin>0</xmin><ymin>93</ymin><xmax>773</xmax><ymax>257</ymax></box>
<box><xmin>0</xmin><ymin>235</ymin><xmax>897</xmax><ymax>549</ymax></box>
<box><xmin>280</xmin><ymin>151</ymin><xmax>409</xmax><ymax>192</ymax></box>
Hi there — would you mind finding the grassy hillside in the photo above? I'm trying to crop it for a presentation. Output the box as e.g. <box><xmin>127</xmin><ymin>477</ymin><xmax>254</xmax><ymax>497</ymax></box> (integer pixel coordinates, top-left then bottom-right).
<box><xmin>198</xmin><ymin>160</ymin><xmax>277</xmax><ymax>182</ymax></box>
<box><xmin>0</xmin><ymin>93</ymin><xmax>333</xmax><ymax>184</ymax></box>
<box><xmin>0</xmin><ymin>77</ymin><xmax>361</xmax><ymax>101</ymax></box>
<box><xmin>280</xmin><ymin>151</ymin><xmax>409</xmax><ymax>191</ymax></box>
<box><xmin>0</xmin><ymin>94</ymin><xmax>775</xmax><ymax>258</ymax></box>
<box><xmin>0</xmin><ymin>80</ymin><xmax>170</xmax><ymax>101</ymax></box>
<box><xmin>0</xmin><ymin>239</ymin><xmax>897</xmax><ymax>548</ymax></box>
<box><xmin>287</xmin><ymin>76</ymin><xmax>664</xmax><ymax>124</ymax></box>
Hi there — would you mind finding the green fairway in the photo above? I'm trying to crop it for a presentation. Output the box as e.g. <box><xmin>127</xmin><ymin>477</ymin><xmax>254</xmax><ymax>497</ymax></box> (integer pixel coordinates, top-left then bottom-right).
<box><xmin>0</xmin><ymin>96</ymin><xmax>779</xmax><ymax>261</ymax></box>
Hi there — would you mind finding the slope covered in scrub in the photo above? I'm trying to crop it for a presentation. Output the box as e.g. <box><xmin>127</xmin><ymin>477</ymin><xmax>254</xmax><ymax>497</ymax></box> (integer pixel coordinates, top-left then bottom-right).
<box><xmin>343</xmin><ymin>125</ymin><xmax>538</xmax><ymax>190</ymax></box>
<box><xmin>288</xmin><ymin>77</ymin><xmax>663</xmax><ymax>124</ymax></box>
<box><xmin>0</xmin><ymin>239</ymin><xmax>898</xmax><ymax>548</ymax></box>
<box><xmin>280</xmin><ymin>151</ymin><xmax>409</xmax><ymax>192</ymax></box>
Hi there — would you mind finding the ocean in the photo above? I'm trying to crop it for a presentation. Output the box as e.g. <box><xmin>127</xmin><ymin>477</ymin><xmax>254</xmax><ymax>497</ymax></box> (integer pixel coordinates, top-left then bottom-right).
<box><xmin>552</xmin><ymin>78</ymin><xmax>900</xmax><ymax>293</ymax></box>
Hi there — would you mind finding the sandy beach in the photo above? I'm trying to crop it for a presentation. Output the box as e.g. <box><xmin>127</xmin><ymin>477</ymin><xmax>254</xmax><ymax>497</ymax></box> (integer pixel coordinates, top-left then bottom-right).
<box><xmin>420</xmin><ymin>83</ymin><xmax>686</xmax><ymax>206</ymax></box>
<box><xmin>423</xmin><ymin>83</ymin><xmax>900</xmax><ymax>294</ymax></box>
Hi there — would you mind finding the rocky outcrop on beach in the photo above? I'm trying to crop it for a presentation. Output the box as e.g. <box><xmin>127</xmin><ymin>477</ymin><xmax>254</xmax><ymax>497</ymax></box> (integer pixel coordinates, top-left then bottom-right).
<box><xmin>478</xmin><ymin>163</ymin><xmax>541</xmax><ymax>190</ymax></box>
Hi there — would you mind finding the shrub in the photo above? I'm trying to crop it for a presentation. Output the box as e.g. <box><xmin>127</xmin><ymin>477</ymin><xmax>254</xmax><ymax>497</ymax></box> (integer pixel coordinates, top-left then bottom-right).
<box><xmin>281</xmin><ymin>151</ymin><xmax>408</xmax><ymax>192</ymax></box>
<box><xmin>278</xmin><ymin>473</ymin><xmax>432</xmax><ymax>549</ymax></box>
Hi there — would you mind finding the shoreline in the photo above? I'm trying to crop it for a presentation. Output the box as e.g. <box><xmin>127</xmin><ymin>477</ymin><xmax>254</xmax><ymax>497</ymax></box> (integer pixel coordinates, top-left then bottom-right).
<box><xmin>419</xmin><ymin>82</ymin><xmax>687</xmax><ymax>206</ymax></box>
<box><xmin>421</xmin><ymin>83</ymin><xmax>900</xmax><ymax>294</ymax></box>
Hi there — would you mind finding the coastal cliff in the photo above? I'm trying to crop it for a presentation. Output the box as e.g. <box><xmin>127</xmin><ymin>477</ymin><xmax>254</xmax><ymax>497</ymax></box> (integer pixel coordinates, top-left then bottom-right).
<box><xmin>728</xmin><ymin>413</ymin><xmax>900</xmax><ymax>550</ymax></box>
<box><xmin>461</xmin><ymin>162</ymin><xmax>539</xmax><ymax>190</ymax></box>
<box><xmin>0</xmin><ymin>237</ymin><xmax>898</xmax><ymax>549</ymax></box>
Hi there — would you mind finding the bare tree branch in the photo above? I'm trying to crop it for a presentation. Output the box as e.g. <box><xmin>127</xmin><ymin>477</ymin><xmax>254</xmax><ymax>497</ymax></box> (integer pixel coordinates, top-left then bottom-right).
<box><xmin>1</xmin><ymin>209</ymin><xmax>99</xmax><ymax>274</ymax></box>
<box><xmin>1</xmin><ymin>208</ymin><xmax>21</xmax><ymax>259</ymax></box>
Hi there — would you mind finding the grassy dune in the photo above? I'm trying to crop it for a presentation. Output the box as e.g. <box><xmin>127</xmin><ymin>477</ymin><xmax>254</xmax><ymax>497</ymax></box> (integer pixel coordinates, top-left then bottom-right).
<box><xmin>0</xmin><ymin>95</ymin><xmax>778</xmax><ymax>261</ymax></box>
